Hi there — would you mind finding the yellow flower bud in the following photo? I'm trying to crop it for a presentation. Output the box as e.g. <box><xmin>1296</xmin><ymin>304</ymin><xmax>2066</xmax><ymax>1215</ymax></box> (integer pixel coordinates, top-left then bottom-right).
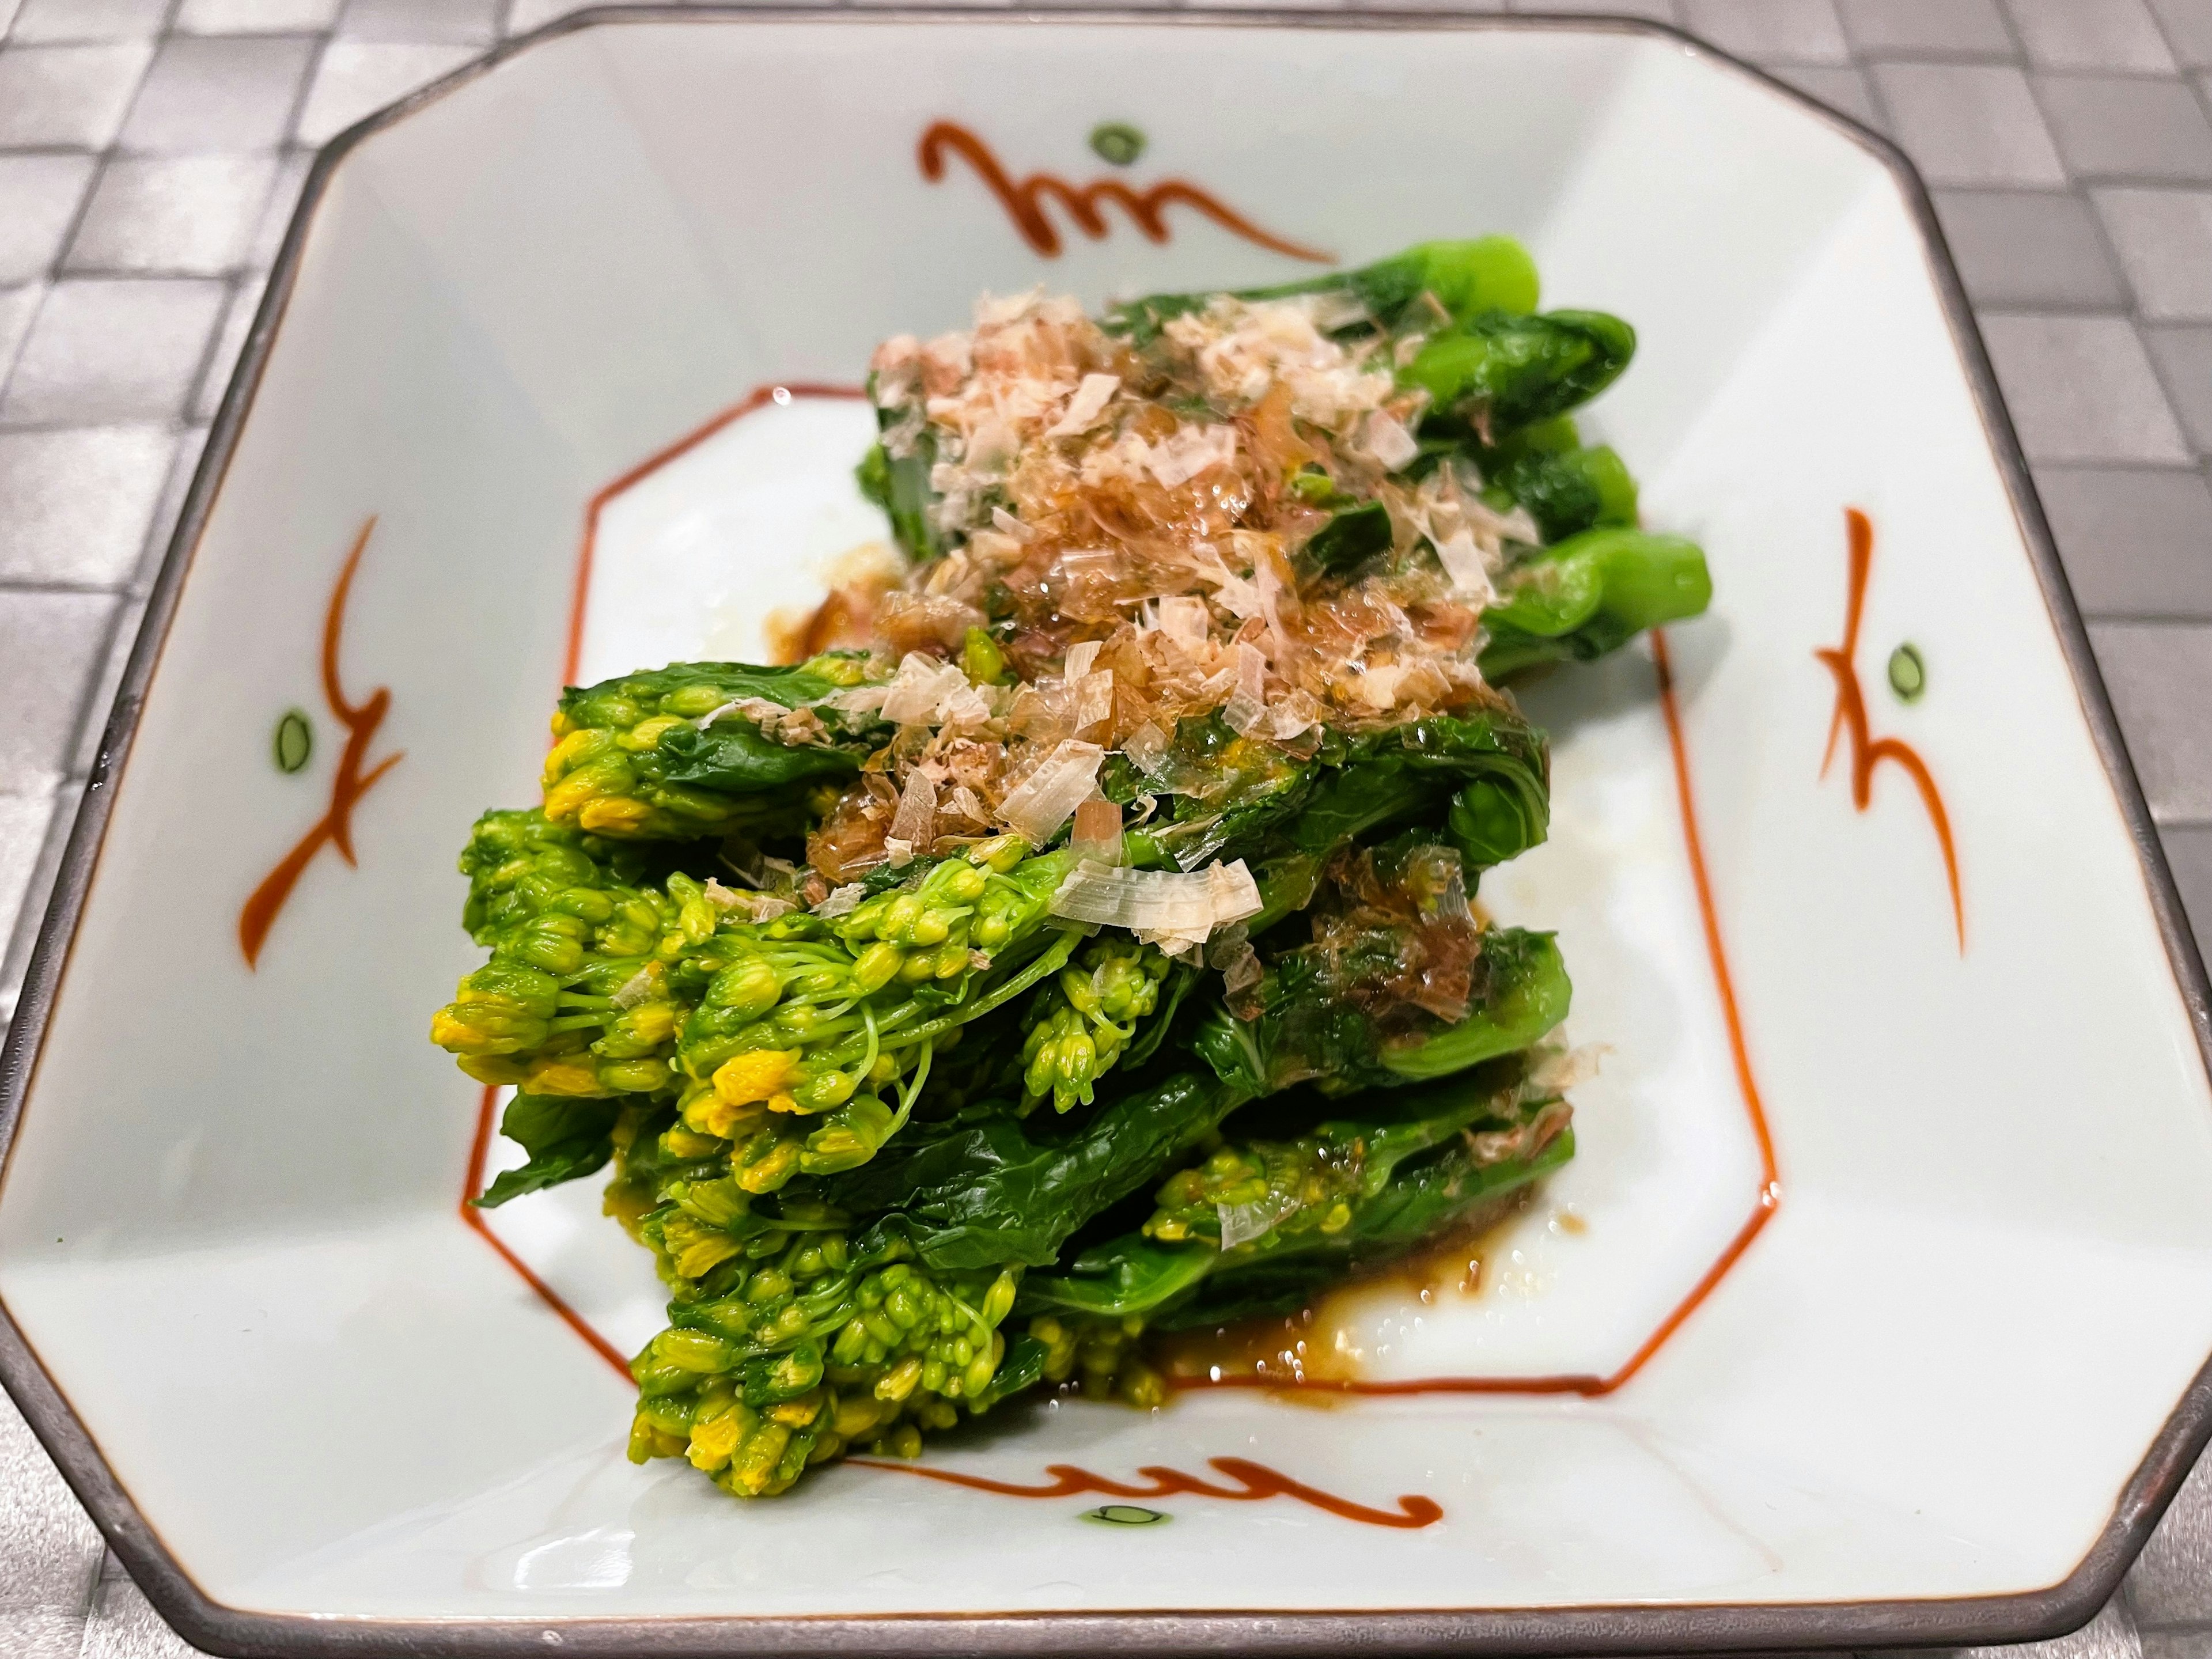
<box><xmin>874</xmin><ymin>1357</ymin><xmax>923</xmax><ymax>1403</ymax></box>
<box><xmin>714</xmin><ymin>1049</ymin><xmax>801</xmax><ymax>1107</ymax></box>
<box><xmin>540</xmin><ymin>777</ymin><xmax>597</xmax><ymax>823</ymax></box>
<box><xmin>687</xmin><ymin>1411</ymin><xmax>742</xmax><ymax>1472</ymax></box>
<box><xmin>578</xmin><ymin>797</ymin><xmax>653</xmax><ymax>835</ymax></box>
<box><xmin>540</xmin><ymin>727</ymin><xmax>598</xmax><ymax>786</ymax></box>
<box><xmin>524</xmin><ymin>1058</ymin><xmax>607</xmax><ymax>1097</ymax></box>
<box><xmin>832</xmin><ymin>1392</ymin><xmax>886</xmax><ymax>1438</ymax></box>
<box><xmin>735</xmin><ymin>1139</ymin><xmax>802</xmax><ymax>1193</ymax></box>
<box><xmin>456</xmin><ymin>1054</ymin><xmax>528</xmax><ymax>1086</ymax></box>
<box><xmin>621</xmin><ymin>714</ymin><xmax>685</xmax><ymax>753</ymax></box>
<box><xmin>681</xmin><ymin>1092</ymin><xmax>763</xmax><ymax>1140</ymax></box>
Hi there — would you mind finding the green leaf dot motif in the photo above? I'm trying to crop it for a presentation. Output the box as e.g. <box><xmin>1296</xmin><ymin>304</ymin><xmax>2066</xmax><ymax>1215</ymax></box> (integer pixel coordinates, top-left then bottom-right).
<box><xmin>1888</xmin><ymin>642</ymin><xmax>1926</xmax><ymax>704</ymax></box>
<box><xmin>1088</xmin><ymin>122</ymin><xmax>1146</xmax><ymax>167</ymax></box>
<box><xmin>1085</xmin><ymin>1504</ymin><xmax>1168</xmax><ymax>1525</ymax></box>
<box><xmin>273</xmin><ymin>708</ymin><xmax>313</xmax><ymax>774</ymax></box>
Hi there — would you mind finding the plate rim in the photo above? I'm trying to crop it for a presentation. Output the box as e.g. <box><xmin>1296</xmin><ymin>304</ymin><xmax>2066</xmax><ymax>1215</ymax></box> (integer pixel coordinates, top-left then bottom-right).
<box><xmin>2</xmin><ymin>6</ymin><xmax>2208</xmax><ymax>1655</ymax></box>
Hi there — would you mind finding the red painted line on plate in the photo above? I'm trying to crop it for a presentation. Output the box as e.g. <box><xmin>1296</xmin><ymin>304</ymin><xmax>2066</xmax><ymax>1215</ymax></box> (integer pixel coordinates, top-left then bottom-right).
<box><xmin>461</xmin><ymin>1084</ymin><xmax>633</xmax><ymax>1381</ymax></box>
<box><xmin>853</xmin><ymin>1455</ymin><xmax>1442</xmax><ymax>1528</ymax></box>
<box><xmin>562</xmin><ymin>383</ymin><xmax>869</xmax><ymax>688</ymax></box>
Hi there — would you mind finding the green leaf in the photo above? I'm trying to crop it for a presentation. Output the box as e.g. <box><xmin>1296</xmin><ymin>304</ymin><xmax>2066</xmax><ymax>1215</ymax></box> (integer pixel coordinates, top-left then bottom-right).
<box><xmin>1484</xmin><ymin>441</ymin><xmax>1639</xmax><ymax>543</ymax></box>
<box><xmin>473</xmin><ymin>1093</ymin><xmax>620</xmax><ymax>1208</ymax></box>
<box><xmin>652</xmin><ymin>719</ymin><xmax>866</xmax><ymax>794</ymax></box>
<box><xmin>1304</xmin><ymin>501</ymin><xmax>1395</xmax><ymax>572</ymax></box>
<box><xmin>1401</xmin><ymin>310</ymin><xmax>1637</xmax><ymax>435</ymax></box>
<box><xmin>844</xmin><ymin>1070</ymin><xmax>1255</xmax><ymax>1271</ymax></box>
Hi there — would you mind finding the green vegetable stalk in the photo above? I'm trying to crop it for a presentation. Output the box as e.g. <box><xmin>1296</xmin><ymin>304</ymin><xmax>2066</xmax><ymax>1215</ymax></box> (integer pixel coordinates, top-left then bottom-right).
<box><xmin>1104</xmin><ymin>236</ymin><xmax>1543</xmax><ymax>347</ymax></box>
<box><xmin>1022</xmin><ymin>1071</ymin><xmax>1575</xmax><ymax>1330</ymax></box>
<box><xmin>441</xmin><ymin>827</ymin><xmax>1099</xmax><ymax>1203</ymax></box>
<box><xmin>427</xmin><ymin>236</ymin><xmax>1692</xmax><ymax>1503</ymax></box>
<box><xmin>1480</xmin><ymin>528</ymin><xmax>1715</xmax><ymax>681</ymax></box>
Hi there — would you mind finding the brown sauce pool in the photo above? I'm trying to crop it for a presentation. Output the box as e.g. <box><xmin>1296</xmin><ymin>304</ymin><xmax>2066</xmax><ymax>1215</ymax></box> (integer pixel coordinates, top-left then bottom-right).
<box><xmin>1154</xmin><ymin>1191</ymin><xmax>1537</xmax><ymax>1393</ymax></box>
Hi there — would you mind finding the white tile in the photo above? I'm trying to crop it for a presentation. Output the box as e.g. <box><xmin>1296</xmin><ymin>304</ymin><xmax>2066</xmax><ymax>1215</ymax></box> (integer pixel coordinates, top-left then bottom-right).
<box><xmin>339</xmin><ymin>0</ymin><xmax>498</xmax><ymax>42</ymax></box>
<box><xmin>0</xmin><ymin>775</ymin><xmax>79</xmax><ymax>1027</ymax></box>
<box><xmin>77</xmin><ymin>1572</ymin><xmax>202</xmax><ymax>1659</ymax></box>
<box><xmin>2096</xmin><ymin>188</ymin><xmax>2212</xmax><ymax>320</ymax></box>
<box><xmin>1982</xmin><ymin>312</ymin><xmax>2194</xmax><ymax>463</ymax></box>
<box><xmin>0</xmin><ymin>154</ymin><xmax>96</xmax><ymax>287</ymax></box>
<box><xmin>7</xmin><ymin>0</ymin><xmax>169</xmax><ymax>41</ymax></box>
<box><xmin>0</xmin><ymin>794</ymin><xmax>57</xmax><ymax>981</ymax></box>
<box><xmin>192</xmin><ymin>276</ymin><xmax>266</xmax><ymax>422</ymax></box>
<box><xmin>0</xmin><ymin>41</ymin><xmax>154</xmax><ymax>147</ymax></box>
<box><xmin>2152</xmin><ymin>0</ymin><xmax>2212</xmax><ymax>69</ymax></box>
<box><xmin>1680</xmin><ymin>0</ymin><xmax>1850</xmax><ymax>63</ymax></box>
<box><xmin>143</xmin><ymin>425</ymin><xmax>207</xmax><ymax>582</ymax></box>
<box><xmin>2006</xmin><ymin>0</ymin><xmax>2178</xmax><ymax>70</ymax></box>
<box><xmin>2089</xmin><ymin>621</ymin><xmax>2212</xmax><ymax>820</ymax></box>
<box><xmin>247</xmin><ymin>150</ymin><xmax>313</xmax><ymax>270</ymax></box>
<box><xmin>0</xmin><ymin>426</ymin><xmax>175</xmax><ymax>586</ymax></box>
<box><xmin>0</xmin><ymin>278</ymin><xmax>228</xmax><ymax>426</ymax></box>
<box><xmin>2143</xmin><ymin>325</ymin><xmax>2212</xmax><ymax>451</ymax></box>
<box><xmin>177</xmin><ymin>0</ymin><xmax>343</xmax><ymax>31</ymax></box>
<box><xmin>293</xmin><ymin>40</ymin><xmax>478</xmax><ymax>143</ymax></box>
<box><xmin>0</xmin><ymin>284</ymin><xmax>41</xmax><ymax>386</ymax></box>
<box><xmin>0</xmin><ymin>1607</ymin><xmax>88</xmax><ymax>1659</ymax></box>
<box><xmin>120</xmin><ymin>35</ymin><xmax>318</xmax><ymax>153</ymax></box>
<box><xmin>65</xmin><ymin>156</ymin><xmax>279</xmax><ymax>278</ymax></box>
<box><xmin>1837</xmin><ymin>0</ymin><xmax>2014</xmax><ymax>56</ymax></box>
<box><xmin>1872</xmin><ymin>62</ymin><xmax>2068</xmax><ymax>185</ymax></box>
<box><xmin>0</xmin><ymin>590</ymin><xmax>113</xmax><ymax>796</ymax></box>
<box><xmin>0</xmin><ymin>1378</ymin><xmax>104</xmax><ymax>1616</ymax></box>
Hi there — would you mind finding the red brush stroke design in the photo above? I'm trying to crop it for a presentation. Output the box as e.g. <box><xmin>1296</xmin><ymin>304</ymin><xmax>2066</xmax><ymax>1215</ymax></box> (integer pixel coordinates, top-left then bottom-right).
<box><xmin>1177</xmin><ymin>630</ymin><xmax>1779</xmax><ymax>1399</ymax></box>
<box><xmin>1816</xmin><ymin>507</ymin><xmax>1964</xmax><ymax>952</ymax></box>
<box><xmin>851</xmin><ymin>1455</ymin><xmax>1442</xmax><ymax>1529</ymax></box>
<box><xmin>238</xmin><ymin>517</ymin><xmax>403</xmax><ymax>968</ymax></box>
<box><xmin>918</xmin><ymin>122</ymin><xmax>1333</xmax><ymax>266</ymax></box>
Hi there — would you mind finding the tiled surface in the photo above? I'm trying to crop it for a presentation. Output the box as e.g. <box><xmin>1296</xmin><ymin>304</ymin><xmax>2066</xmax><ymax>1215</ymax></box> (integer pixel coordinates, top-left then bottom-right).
<box><xmin>0</xmin><ymin>1</ymin><xmax>2210</xmax><ymax>1655</ymax></box>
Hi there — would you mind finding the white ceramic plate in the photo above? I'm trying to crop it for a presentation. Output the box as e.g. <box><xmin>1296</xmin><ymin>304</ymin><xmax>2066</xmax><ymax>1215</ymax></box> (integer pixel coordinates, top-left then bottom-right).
<box><xmin>4</xmin><ymin>10</ymin><xmax>2211</xmax><ymax>1656</ymax></box>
